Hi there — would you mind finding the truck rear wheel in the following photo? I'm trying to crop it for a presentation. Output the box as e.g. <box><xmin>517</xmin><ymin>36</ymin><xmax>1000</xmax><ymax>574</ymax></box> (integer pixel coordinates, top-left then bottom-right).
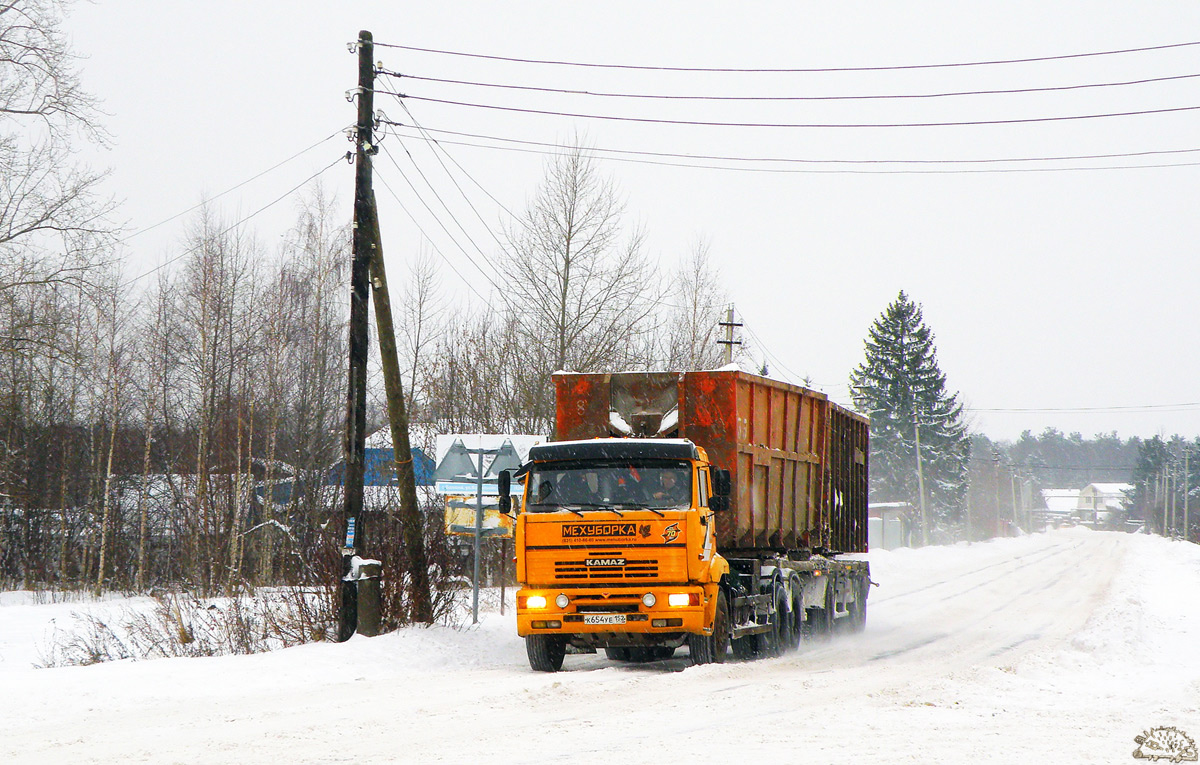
<box><xmin>526</xmin><ymin>634</ymin><xmax>567</xmax><ymax>672</ymax></box>
<box><xmin>731</xmin><ymin>635</ymin><xmax>755</xmax><ymax>660</ymax></box>
<box><xmin>756</xmin><ymin>586</ymin><xmax>787</xmax><ymax>657</ymax></box>
<box><xmin>689</xmin><ymin>590</ymin><xmax>729</xmax><ymax>665</ymax></box>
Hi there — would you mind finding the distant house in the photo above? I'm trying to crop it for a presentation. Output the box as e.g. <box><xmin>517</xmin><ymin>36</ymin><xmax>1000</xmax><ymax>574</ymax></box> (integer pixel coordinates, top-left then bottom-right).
<box><xmin>261</xmin><ymin>428</ymin><xmax>437</xmax><ymax>509</ymax></box>
<box><xmin>1076</xmin><ymin>482</ymin><xmax>1132</xmax><ymax>527</ymax></box>
<box><xmin>324</xmin><ymin>441</ymin><xmax>436</xmax><ymax>487</ymax></box>
<box><xmin>1038</xmin><ymin>489</ymin><xmax>1081</xmax><ymax>528</ymax></box>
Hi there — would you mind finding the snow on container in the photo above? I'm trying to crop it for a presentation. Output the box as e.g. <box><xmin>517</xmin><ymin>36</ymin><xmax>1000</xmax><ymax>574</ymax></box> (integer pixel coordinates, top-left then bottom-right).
<box><xmin>553</xmin><ymin>370</ymin><xmax>869</xmax><ymax>556</ymax></box>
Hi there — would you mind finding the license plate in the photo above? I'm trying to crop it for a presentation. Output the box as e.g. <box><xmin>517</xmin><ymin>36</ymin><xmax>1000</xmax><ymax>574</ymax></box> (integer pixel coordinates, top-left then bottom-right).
<box><xmin>583</xmin><ymin>614</ymin><xmax>626</xmax><ymax>625</ymax></box>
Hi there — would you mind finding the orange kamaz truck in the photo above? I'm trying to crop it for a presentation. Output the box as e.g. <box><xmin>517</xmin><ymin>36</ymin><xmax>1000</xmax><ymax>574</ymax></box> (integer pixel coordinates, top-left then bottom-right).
<box><xmin>501</xmin><ymin>370</ymin><xmax>871</xmax><ymax>671</ymax></box>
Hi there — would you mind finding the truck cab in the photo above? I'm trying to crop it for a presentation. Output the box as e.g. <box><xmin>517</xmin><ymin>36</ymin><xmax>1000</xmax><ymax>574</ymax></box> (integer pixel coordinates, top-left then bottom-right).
<box><xmin>507</xmin><ymin>370</ymin><xmax>870</xmax><ymax>672</ymax></box>
<box><xmin>510</xmin><ymin>438</ymin><xmax>731</xmax><ymax>670</ymax></box>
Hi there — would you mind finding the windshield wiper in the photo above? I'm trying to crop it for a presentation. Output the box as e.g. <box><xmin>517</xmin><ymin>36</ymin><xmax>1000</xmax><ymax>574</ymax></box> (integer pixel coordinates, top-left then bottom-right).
<box><xmin>602</xmin><ymin>503</ymin><xmax>666</xmax><ymax>518</ymax></box>
<box><xmin>648</xmin><ymin>505</ymin><xmax>685</xmax><ymax>513</ymax></box>
<box><xmin>610</xmin><ymin>503</ymin><xmax>664</xmax><ymax>517</ymax></box>
<box><xmin>527</xmin><ymin>502</ymin><xmax>584</xmax><ymax>517</ymax></box>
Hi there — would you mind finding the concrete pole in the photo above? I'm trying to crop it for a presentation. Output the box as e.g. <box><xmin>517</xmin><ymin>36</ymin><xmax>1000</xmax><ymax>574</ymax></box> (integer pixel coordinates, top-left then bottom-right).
<box><xmin>1011</xmin><ymin>473</ymin><xmax>1020</xmax><ymax>533</ymax></box>
<box><xmin>914</xmin><ymin>419</ymin><xmax>928</xmax><ymax>547</ymax></box>
<box><xmin>472</xmin><ymin>445</ymin><xmax>485</xmax><ymax>624</ymax></box>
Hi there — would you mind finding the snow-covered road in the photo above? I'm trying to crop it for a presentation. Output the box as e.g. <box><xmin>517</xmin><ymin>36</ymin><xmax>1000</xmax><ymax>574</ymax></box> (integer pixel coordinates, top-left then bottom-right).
<box><xmin>3</xmin><ymin>528</ymin><xmax>1198</xmax><ymax>764</ymax></box>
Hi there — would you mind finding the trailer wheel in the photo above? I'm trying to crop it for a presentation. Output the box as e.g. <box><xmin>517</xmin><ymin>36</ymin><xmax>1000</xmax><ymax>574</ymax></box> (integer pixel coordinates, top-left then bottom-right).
<box><xmin>849</xmin><ymin>578</ymin><xmax>868</xmax><ymax>633</ymax></box>
<box><xmin>804</xmin><ymin>580</ymin><xmax>834</xmax><ymax>640</ymax></box>
<box><xmin>689</xmin><ymin>590</ymin><xmax>729</xmax><ymax>665</ymax></box>
<box><xmin>785</xmin><ymin>588</ymin><xmax>803</xmax><ymax>651</ymax></box>
<box><xmin>526</xmin><ymin>634</ymin><xmax>567</xmax><ymax>672</ymax></box>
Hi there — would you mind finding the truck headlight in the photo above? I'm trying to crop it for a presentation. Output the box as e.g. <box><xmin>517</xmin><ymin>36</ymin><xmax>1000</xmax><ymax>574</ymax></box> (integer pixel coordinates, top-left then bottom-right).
<box><xmin>668</xmin><ymin>593</ymin><xmax>696</xmax><ymax>607</ymax></box>
<box><xmin>642</xmin><ymin>593</ymin><xmax>656</xmax><ymax>607</ymax></box>
<box><xmin>524</xmin><ymin>595</ymin><xmax>547</xmax><ymax>609</ymax></box>
<box><xmin>555</xmin><ymin>594</ymin><xmax>570</xmax><ymax>608</ymax></box>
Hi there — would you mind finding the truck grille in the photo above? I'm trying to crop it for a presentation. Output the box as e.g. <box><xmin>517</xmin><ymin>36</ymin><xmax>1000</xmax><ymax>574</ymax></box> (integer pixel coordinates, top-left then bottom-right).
<box><xmin>553</xmin><ymin>558</ymin><xmax>659</xmax><ymax>580</ymax></box>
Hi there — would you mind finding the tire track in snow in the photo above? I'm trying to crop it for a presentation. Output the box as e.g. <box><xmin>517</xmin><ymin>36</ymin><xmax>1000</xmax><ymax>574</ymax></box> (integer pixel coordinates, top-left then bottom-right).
<box><xmin>861</xmin><ymin>535</ymin><xmax>1123</xmax><ymax>666</ymax></box>
<box><xmin>872</xmin><ymin>539</ymin><xmax>1081</xmax><ymax>605</ymax></box>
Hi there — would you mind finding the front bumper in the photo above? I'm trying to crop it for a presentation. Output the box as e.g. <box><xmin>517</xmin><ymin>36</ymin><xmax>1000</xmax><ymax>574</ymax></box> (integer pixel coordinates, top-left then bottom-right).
<box><xmin>516</xmin><ymin>585</ymin><xmax>709</xmax><ymax>639</ymax></box>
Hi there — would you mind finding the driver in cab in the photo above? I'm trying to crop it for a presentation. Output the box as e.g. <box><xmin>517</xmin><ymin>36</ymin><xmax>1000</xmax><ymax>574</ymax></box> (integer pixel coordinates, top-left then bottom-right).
<box><xmin>651</xmin><ymin>469</ymin><xmax>689</xmax><ymax>507</ymax></box>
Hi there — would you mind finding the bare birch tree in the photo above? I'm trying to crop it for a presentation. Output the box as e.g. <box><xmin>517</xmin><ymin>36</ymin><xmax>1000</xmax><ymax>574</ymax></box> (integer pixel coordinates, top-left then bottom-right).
<box><xmin>660</xmin><ymin>239</ymin><xmax>728</xmax><ymax>370</ymax></box>
<box><xmin>497</xmin><ymin>142</ymin><xmax>660</xmax><ymax>431</ymax></box>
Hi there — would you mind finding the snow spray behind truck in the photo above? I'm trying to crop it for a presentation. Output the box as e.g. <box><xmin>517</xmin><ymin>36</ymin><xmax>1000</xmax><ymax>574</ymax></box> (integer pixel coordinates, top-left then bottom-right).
<box><xmin>500</xmin><ymin>370</ymin><xmax>871</xmax><ymax>671</ymax></box>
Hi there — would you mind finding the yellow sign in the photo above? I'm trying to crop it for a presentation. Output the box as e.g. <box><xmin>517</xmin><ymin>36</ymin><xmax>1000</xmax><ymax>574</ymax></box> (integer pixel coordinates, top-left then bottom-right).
<box><xmin>444</xmin><ymin>495</ymin><xmax>516</xmax><ymax>538</ymax></box>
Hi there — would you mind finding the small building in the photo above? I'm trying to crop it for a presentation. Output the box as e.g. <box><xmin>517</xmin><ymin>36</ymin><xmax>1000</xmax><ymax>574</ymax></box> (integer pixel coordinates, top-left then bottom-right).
<box><xmin>868</xmin><ymin>502</ymin><xmax>914</xmax><ymax>550</ymax></box>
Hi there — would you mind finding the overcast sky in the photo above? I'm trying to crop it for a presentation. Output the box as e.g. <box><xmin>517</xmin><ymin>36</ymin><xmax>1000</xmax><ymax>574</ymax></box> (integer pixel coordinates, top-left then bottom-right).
<box><xmin>62</xmin><ymin>1</ymin><xmax>1200</xmax><ymax>442</ymax></box>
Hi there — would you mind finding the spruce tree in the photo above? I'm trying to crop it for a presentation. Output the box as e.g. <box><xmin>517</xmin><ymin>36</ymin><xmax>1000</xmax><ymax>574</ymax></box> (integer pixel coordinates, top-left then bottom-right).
<box><xmin>850</xmin><ymin>291</ymin><xmax>969</xmax><ymax>528</ymax></box>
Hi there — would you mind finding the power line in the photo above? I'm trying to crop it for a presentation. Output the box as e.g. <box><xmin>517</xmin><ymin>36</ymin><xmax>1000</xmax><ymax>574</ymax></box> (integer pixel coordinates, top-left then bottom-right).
<box><xmin>118</xmin><ymin>130</ymin><xmax>344</xmax><ymax>245</ymax></box>
<box><xmin>381</xmin><ymin>121</ymin><xmax>1200</xmax><ymax>175</ymax></box>
<box><xmin>967</xmin><ymin>402</ymin><xmax>1200</xmax><ymax>413</ymax></box>
<box><xmin>373</xmin><ymin>170</ymin><xmax>492</xmax><ymax>305</ymax></box>
<box><xmin>388</xmin><ymin>103</ymin><xmax>514</xmax><ymax>252</ymax></box>
<box><xmin>380</xmin><ymin>136</ymin><xmax>505</xmax><ymax>284</ymax></box>
<box><xmin>386</xmin><ymin>92</ymin><xmax>1200</xmax><ymax>129</ymax></box>
<box><xmin>393</xmin><ymin>123</ymin><xmax>1200</xmax><ymax>166</ymax></box>
<box><xmin>373</xmin><ymin>39</ymin><xmax>1200</xmax><ymax>73</ymax></box>
<box><xmin>376</xmin><ymin>142</ymin><xmax>506</xmax><ymax>296</ymax></box>
<box><xmin>119</xmin><ymin>155</ymin><xmax>345</xmax><ymax>288</ymax></box>
<box><xmin>739</xmin><ymin>323</ymin><xmax>810</xmax><ymax>387</ymax></box>
<box><xmin>379</xmin><ymin>69</ymin><xmax>1200</xmax><ymax>103</ymax></box>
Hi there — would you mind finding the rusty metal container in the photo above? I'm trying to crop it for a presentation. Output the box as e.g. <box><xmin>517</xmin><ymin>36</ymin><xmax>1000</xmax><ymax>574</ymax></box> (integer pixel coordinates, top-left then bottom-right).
<box><xmin>554</xmin><ymin>370</ymin><xmax>868</xmax><ymax>555</ymax></box>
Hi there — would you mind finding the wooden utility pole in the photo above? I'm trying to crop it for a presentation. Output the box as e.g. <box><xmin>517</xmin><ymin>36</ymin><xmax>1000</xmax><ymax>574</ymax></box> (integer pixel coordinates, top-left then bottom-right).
<box><xmin>1170</xmin><ymin>461</ymin><xmax>1178</xmax><ymax>537</ymax></box>
<box><xmin>338</xmin><ymin>29</ymin><xmax>375</xmax><ymax>642</ymax></box>
<box><xmin>363</xmin><ymin>192</ymin><xmax>433</xmax><ymax>623</ymax></box>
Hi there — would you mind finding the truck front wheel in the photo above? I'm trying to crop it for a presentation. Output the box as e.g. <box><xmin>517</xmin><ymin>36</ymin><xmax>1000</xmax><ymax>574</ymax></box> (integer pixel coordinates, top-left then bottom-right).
<box><xmin>526</xmin><ymin>634</ymin><xmax>567</xmax><ymax>672</ymax></box>
<box><xmin>689</xmin><ymin>590</ymin><xmax>729</xmax><ymax>665</ymax></box>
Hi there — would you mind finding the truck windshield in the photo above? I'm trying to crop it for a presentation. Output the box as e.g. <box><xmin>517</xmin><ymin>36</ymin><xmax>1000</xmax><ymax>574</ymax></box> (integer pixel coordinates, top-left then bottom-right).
<box><xmin>526</xmin><ymin>460</ymin><xmax>692</xmax><ymax>512</ymax></box>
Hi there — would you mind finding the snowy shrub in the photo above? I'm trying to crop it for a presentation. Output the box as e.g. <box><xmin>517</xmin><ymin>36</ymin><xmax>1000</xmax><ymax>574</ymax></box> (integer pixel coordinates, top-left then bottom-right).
<box><xmin>37</xmin><ymin>587</ymin><xmax>337</xmax><ymax>667</ymax></box>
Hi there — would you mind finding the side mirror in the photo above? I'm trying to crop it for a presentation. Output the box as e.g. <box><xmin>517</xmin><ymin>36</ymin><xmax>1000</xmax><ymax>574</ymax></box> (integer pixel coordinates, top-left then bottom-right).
<box><xmin>710</xmin><ymin>495</ymin><xmax>729</xmax><ymax>513</ymax></box>
<box><xmin>498</xmin><ymin>470</ymin><xmax>512</xmax><ymax>514</ymax></box>
<box><xmin>711</xmin><ymin>468</ymin><xmax>731</xmax><ymax>498</ymax></box>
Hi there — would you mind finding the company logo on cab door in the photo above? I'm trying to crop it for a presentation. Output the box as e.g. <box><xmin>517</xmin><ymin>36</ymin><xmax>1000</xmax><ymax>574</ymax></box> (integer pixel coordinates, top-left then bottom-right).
<box><xmin>561</xmin><ymin>522</ymin><xmax>638</xmax><ymax>539</ymax></box>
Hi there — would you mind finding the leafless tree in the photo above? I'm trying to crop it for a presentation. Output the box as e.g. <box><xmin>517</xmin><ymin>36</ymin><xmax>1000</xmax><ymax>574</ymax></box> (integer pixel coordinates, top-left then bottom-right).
<box><xmin>397</xmin><ymin>248</ymin><xmax>443</xmax><ymax>422</ymax></box>
<box><xmin>0</xmin><ymin>2</ymin><xmax>116</xmax><ymax>335</ymax></box>
<box><xmin>659</xmin><ymin>239</ymin><xmax>729</xmax><ymax>370</ymax></box>
<box><xmin>0</xmin><ymin>1</ymin><xmax>102</xmax><ymax>134</ymax></box>
<box><xmin>497</xmin><ymin>140</ymin><xmax>661</xmax><ymax>431</ymax></box>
